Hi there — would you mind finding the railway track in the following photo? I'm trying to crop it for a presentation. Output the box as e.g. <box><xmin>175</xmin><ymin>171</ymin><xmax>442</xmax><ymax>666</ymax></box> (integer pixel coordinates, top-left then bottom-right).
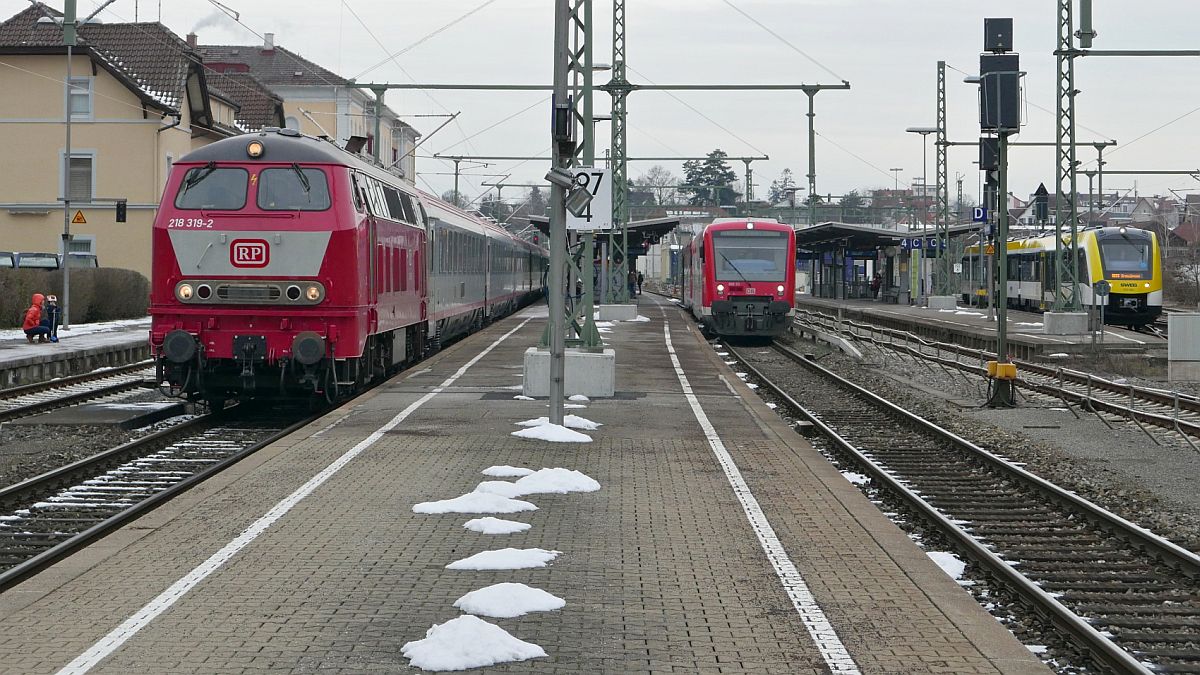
<box><xmin>0</xmin><ymin>362</ymin><xmax>157</xmax><ymax>424</ymax></box>
<box><xmin>795</xmin><ymin>309</ymin><xmax>1200</xmax><ymax>447</ymax></box>
<box><xmin>0</xmin><ymin>407</ymin><xmax>315</xmax><ymax>592</ymax></box>
<box><xmin>730</xmin><ymin>340</ymin><xmax>1200</xmax><ymax>675</ymax></box>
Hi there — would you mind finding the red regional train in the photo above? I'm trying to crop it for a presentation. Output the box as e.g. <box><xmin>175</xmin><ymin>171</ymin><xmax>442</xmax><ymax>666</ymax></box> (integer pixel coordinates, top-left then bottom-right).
<box><xmin>680</xmin><ymin>218</ymin><xmax>796</xmax><ymax>339</ymax></box>
<box><xmin>149</xmin><ymin>128</ymin><xmax>546</xmax><ymax>407</ymax></box>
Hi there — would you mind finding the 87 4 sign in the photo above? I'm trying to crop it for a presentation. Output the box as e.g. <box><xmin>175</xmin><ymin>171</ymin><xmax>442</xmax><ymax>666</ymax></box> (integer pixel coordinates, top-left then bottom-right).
<box><xmin>566</xmin><ymin>167</ymin><xmax>613</xmax><ymax>231</ymax></box>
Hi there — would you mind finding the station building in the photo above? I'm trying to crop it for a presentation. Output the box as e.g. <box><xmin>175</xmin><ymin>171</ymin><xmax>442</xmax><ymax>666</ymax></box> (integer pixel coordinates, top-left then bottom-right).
<box><xmin>0</xmin><ymin>3</ymin><xmax>416</xmax><ymax>278</ymax></box>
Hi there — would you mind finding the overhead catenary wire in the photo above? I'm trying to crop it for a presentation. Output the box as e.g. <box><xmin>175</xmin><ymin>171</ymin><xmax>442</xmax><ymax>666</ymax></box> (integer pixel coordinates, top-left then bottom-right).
<box><xmin>719</xmin><ymin>0</ymin><xmax>847</xmax><ymax>84</ymax></box>
<box><xmin>816</xmin><ymin>131</ymin><xmax>912</xmax><ymax>189</ymax></box>
<box><xmin>349</xmin><ymin>0</ymin><xmax>500</xmax><ymax>81</ymax></box>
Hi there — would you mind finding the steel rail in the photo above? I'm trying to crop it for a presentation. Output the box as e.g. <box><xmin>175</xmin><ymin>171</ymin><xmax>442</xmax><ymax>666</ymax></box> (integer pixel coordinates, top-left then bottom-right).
<box><xmin>796</xmin><ymin>310</ymin><xmax>1200</xmax><ymax>420</ymax></box>
<box><xmin>737</xmin><ymin>342</ymin><xmax>1198</xmax><ymax>674</ymax></box>
<box><xmin>0</xmin><ymin>361</ymin><xmax>152</xmax><ymax>401</ymax></box>
<box><xmin>0</xmin><ymin>379</ymin><xmax>152</xmax><ymax>424</ymax></box>
<box><xmin>0</xmin><ymin>411</ymin><xmax>315</xmax><ymax>593</ymax></box>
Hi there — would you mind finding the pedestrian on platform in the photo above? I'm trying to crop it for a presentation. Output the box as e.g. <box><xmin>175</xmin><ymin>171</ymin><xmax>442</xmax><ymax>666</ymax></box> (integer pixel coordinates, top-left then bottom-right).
<box><xmin>870</xmin><ymin>273</ymin><xmax>882</xmax><ymax>299</ymax></box>
<box><xmin>637</xmin><ymin>271</ymin><xmax>644</xmax><ymax>295</ymax></box>
<box><xmin>21</xmin><ymin>293</ymin><xmax>50</xmax><ymax>344</ymax></box>
<box><xmin>44</xmin><ymin>294</ymin><xmax>60</xmax><ymax>342</ymax></box>
<box><xmin>627</xmin><ymin>269</ymin><xmax>637</xmax><ymax>298</ymax></box>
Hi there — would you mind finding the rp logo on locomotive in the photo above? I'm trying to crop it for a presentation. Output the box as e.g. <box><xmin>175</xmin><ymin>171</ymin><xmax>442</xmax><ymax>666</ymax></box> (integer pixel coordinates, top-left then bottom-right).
<box><xmin>230</xmin><ymin>239</ymin><xmax>270</xmax><ymax>268</ymax></box>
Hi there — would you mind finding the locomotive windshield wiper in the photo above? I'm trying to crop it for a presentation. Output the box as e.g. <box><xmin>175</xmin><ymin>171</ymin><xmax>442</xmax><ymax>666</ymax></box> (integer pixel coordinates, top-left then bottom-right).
<box><xmin>184</xmin><ymin>161</ymin><xmax>217</xmax><ymax>190</ymax></box>
<box><xmin>291</xmin><ymin>162</ymin><xmax>311</xmax><ymax>194</ymax></box>
<box><xmin>718</xmin><ymin>250</ymin><xmax>751</xmax><ymax>284</ymax></box>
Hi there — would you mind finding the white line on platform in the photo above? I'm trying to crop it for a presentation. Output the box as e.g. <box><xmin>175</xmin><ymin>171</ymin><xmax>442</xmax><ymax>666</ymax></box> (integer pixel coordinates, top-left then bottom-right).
<box><xmin>659</xmin><ymin>313</ymin><xmax>861</xmax><ymax>674</ymax></box>
<box><xmin>56</xmin><ymin>318</ymin><xmax>534</xmax><ymax>675</ymax></box>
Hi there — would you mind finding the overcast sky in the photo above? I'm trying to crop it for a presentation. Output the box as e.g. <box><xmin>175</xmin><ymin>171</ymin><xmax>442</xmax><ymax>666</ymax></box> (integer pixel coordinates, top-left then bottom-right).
<box><xmin>27</xmin><ymin>0</ymin><xmax>1200</xmax><ymax>205</ymax></box>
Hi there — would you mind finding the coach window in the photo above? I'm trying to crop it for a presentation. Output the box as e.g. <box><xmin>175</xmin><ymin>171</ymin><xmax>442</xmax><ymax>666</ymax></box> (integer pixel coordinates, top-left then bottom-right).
<box><xmin>258</xmin><ymin>167</ymin><xmax>331</xmax><ymax>211</ymax></box>
<box><xmin>175</xmin><ymin>167</ymin><xmax>248</xmax><ymax>210</ymax></box>
<box><xmin>351</xmin><ymin>174</ymin><xmax>366</xmax><ymax>213</ymax></box>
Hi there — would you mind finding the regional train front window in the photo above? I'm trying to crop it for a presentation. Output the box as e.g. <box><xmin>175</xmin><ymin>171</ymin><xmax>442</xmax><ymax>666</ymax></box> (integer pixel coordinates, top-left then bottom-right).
<box><xmin>712</xmin><ymin>230</ymin><xmax>788</xmax><ymax>281</ymax></box>
<box><xmin>1099</xmin><ymin>238</ymin><xmax>1151</xmax><ymax>280</ymax></box>
<box><xmin>258</xmin><ymin>167</ymin><xmax>331</xmax><ymax>211</ymax></box>
<box><xmin>174</xmin><ymin>166</ymin><xmax>248</xmax><ymax>210</ymax></box>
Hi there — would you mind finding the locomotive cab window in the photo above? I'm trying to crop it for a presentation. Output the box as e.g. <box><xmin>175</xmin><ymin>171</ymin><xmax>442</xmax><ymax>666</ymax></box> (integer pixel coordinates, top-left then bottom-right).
<box><xmin>711</xmin><ymin>230</ymin><xmax>788</xmax><ymax>281</ymax></box>
<box><xmin>258</xmin><ymin>167</ymin><xmax>331</xmax><ymax>211</ymax></box>
<box><xmin>174</xmin><ymin>166</ymin><xmax>248</xmax><ymax>210</ymax></box>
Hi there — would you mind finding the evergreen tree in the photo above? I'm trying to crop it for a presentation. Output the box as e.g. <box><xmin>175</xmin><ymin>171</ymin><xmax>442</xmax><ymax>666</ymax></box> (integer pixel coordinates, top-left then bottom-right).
<box><xmin>682</xmin><ymin>149</ymin><xmax>740</xmax><ymax>206</ymax></box>
<box><xmin>526</xmin><ymin>186</ymin><xmax>548</xmax><ymax>216</ymax></box>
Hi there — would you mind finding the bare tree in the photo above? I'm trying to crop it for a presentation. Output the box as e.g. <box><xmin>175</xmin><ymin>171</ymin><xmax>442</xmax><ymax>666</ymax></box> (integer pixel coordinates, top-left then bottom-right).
<box><xmin>632</xmin><ymin>165</ymin><xmax>681</xmax><ymax>205</ymax></box>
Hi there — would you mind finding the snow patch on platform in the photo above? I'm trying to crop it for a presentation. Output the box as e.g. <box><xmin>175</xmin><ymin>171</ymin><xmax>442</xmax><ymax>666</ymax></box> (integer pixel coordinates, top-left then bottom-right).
<box><xmin>413</xmin><ymin>492</ymin><xmax>537</xmax><ymax>514</ymax></box>
<box><xmin>463</xmin><ymin>517</ymin><xmax>532</xmax><ymax>535</ymax></box>
<box><xmin>402</xmin><ymin>615</ymin><xmax>546</xmax><ymax>671</ymax></box>
<box><xmin>453</xmin><ymin>582</ymin><xmax>565</xmax><ymax>618</ymax></box>
<box><xmin>446</xmin><ymin>547</ymin><xmax>560</xmax><ymax>570</ymax></box>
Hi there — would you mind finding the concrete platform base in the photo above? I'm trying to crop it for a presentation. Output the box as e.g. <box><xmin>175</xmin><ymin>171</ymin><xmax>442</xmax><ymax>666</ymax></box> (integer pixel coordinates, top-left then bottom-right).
<box><xmin>598</xmin><ymin>303</ymin><xmax>637</xmax><ymax>321</ymax></box>
<box><xmin>1169</xmin><ymin>361</ymin><xmax>1200</xmax><ymax>382</ymax></box>
<box><xmin>1044</xmin><ymin>311</ymin><xmax>1089</xmax><ymax>335</ymax></box>
<box><xmin>522</xmin><ymin>346</ymin><xmax>615</xmax><ymax>397</ymax></box>
<box><xmin>927</xmin><ymin>295</ymin><xmax>957</xmax><ymax>310</ymax></box>
<box><xmin>11</xmin><ymin>400</ymin><xmax>186</xmax><ymax>429</ymax></box>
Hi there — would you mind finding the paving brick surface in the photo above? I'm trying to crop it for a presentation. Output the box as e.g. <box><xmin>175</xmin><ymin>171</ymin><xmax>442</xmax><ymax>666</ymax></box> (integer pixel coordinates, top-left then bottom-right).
<box><xmin>0</xmin><ymin>299</ymin><xmax>1047</xmax><ymax>674</ymax></box>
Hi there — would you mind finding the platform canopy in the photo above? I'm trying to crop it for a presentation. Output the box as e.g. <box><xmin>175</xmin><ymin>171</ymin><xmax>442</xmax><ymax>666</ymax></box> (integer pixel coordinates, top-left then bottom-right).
<box><xmin>528</xmin><ymin>216</ymin><xmax>682</xmax><ymax>256</ymax></box>
<box><xmin>794</xmin><ymin>222</ymin><xmax>908</xmax><ymax>250</ymax></box>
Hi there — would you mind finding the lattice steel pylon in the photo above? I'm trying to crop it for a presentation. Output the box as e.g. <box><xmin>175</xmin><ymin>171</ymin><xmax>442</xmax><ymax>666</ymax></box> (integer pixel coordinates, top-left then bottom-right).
<box><xmin>607</xmin><ymin>0</ymin><xmax>631</xmax><ymax>304</ymax></box>
<box><xmin>935</xmin><ymin>61</ymin><xmax>952</xmax><ymax>295</ymax></box>
<box><xmin>1054</xmin><ymin>0</ymin><xmax>1081</xmax><ymax>310</ymax></box>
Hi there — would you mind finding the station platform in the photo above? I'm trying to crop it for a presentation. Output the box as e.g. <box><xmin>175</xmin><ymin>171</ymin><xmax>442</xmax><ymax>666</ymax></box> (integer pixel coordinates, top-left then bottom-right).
<box><xmin>0</xmin><ymin>318</ymin><xmax>150</xmax><ymax>388</ymax></box>
<box><xmin>796</xmin><ymin>295</ymin><xmax>1164</xmax><ymax>360</ymax></box>
<box><xmin>0</xmin><ymin>298</ymin><xmax>1047</xmax><ymax>674</ymax></box>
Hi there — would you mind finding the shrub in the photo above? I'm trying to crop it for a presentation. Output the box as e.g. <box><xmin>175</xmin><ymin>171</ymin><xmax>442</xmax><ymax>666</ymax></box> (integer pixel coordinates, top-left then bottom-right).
<box><xmin>0</xmin><ymin>268</ymin><xmax>149</xmax><ymax>328</ymax></box>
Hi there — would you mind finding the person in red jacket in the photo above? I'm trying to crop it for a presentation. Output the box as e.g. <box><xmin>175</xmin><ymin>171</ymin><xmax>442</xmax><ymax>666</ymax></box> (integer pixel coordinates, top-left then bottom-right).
<box><xmin>22</xmin><ymin>293</ymin><xmax>50</xmax><ymax>343</ymax></box>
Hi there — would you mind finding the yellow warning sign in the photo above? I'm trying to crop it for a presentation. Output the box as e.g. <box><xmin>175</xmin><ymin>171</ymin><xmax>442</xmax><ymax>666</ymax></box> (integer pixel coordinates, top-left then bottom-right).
<box><xmin>71</xmin><ymin>210</ymin><xmax>87</xmax><ymax>224</ymax></box>
<box><xmin>985</xmin><ymin>244</ymin><xmax>995</xmax><ymax>255</ymax></box>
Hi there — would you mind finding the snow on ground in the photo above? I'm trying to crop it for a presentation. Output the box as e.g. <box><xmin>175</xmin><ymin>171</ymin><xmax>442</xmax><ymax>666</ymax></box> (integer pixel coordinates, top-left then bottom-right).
<box><xmin>568</xmin><ymin>394</ymin><xmax>589</xmax><ymax>402</ymax></box>
<box><xmin>453</xmin><ymin>582</ymin><xmax>565</xmax><ymax>618</ymax></box>
<box><xmin>0</xmin><ymin>316</ymin><xmax>149</xmax><ymax>342</ymax></box>
<box><xmin>735</xmin><ymin>372</ymin><xmax>748</xmax><ymax>379</ymax></box>
<box><xmin>545</xmin><ymin>403</ymin><xmax>586</xmax><ymax>409</ymax></box>
<box><xmin>765</xmin><ymin>402</ymin><xmax>777</xmax><ymax>409</ymax></box>
<box><xmin>841</xmin><ymin>471</ymin><xmax>870</xmax><ymax>485</ymax></box>
<box><xmin>412</xmin><ymin>492</ymin><xmax>538</xmax><ymax>514</ymax></box>
<box><xmin>516</xmin><ymin>415</ymin><xmax>601</xmax><ymax>431</ymax></box>
<box><xmin>1016</xmin><ymin>321</ymin><xmax>1044</xmax><ymax>327</ymax></box>
<box><xmin>446</xmin><ymin>548</ymin><xmax>561</xmax><ymax>570</ymax></box>
<box><xmin>926</xmin><ymin>551</ymin><xmax>967</xmax><ymax>580</ymax></box>
<box><xmin>954</xmin><ymin>311</ymin><xmax>985</xmax><ymax>317</ymax></box>
<box><xmin>513</xmin><ymin>395</ymin><xmax>535</xmax><ymax>401</ymax></box>
<box><xmin>463</xmin><ymin>517</ymin><xmax>532</xmax><ymax>535</ymax></box>
<box><xmin>724</xmin><ymin>360</ymin><xmax>737</xmax><ymax>365</ymax></box>
<box><xmin>716</xmin><ymin>351</ymin><xmax>730</xmax><ymax>356</ymax></box>
<box><xmin>629</xmin><ymin>315</ymin><xmax>651</xmax><ymax>322</ymax></box>
<box><xmin>477</xmin><ymin>467</ymin><xmax>601</xmax><ymax>498</ymax></box>
<box><xmin>482</xmin><ymin>465</ymin><xmax>535</xmax><ymax>478</ymax></box>
<box><xmin>511</xmin><ymin>422</ymin><xmax>592</xmax><ymax>443</ymax></box>
<box><xmin>746</xmin><ymin>383</ymin><xmax>759</xmax><ymax>389</ymax></box>
<box><xmin>401</xmin><ymin>615</ymin><xmax>546</xmax><ymax>671</ymax></box>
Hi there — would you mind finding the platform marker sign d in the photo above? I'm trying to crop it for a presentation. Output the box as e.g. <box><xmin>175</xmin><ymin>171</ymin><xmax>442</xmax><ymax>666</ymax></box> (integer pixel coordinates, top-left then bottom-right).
<box><xmin>971</xmin><ymin>206</ymin><xmax>988</xmax><ymax>223</ymax></box>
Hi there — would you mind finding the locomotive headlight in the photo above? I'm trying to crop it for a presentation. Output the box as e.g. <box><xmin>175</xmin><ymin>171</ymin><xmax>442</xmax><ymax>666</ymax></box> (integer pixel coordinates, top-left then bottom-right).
<box><xmin>176</xmin><ymin>283</ymin><xmax>193</xmax><ymax>300</ymax></box>
<box><xmin>246</xmin><ymin>140</ymin><xmax>264</xmax><ymax>158</ymax></box>
<box><xmin>716</xmin><ymin>284</ymin><xmax>725</xmax><ymax>293</ymax></box>
<box><xmin>777</xmin><ymin>285</ymin><xmax>785</xmax><ymax>294</ymax></box>
<box><xmin>305</xmin><ymin>285</ymin><xmax>322</xmax><ymax>301</ymax></box>
<box><xmin>1144</xmin><ymin>283</ymin><xmax>1151</xmax><ymax>288</ymax></box>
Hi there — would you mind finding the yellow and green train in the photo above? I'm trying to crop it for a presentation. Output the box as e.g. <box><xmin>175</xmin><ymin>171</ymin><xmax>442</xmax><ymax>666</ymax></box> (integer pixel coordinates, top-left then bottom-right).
<box><xmin>961</xmin><ymin>226</ymin><xmax>1162</xmax><ymax>327</ymax></box>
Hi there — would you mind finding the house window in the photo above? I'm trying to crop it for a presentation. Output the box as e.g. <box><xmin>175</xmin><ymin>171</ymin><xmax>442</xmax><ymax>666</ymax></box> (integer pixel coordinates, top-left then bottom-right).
<box><xmin>62</xmin><ymin>153</ymin><xmax>94</xmax><ymax>202</ymax></box>
<box><xmin>67</xmin><ymin>236</ymin><xmax>95</xmax><ymax>254</ymax></box>
<box><xmin>68</xmin><ymin>77</ymin><xmax>92</xmax><ymax>118</ymax></box>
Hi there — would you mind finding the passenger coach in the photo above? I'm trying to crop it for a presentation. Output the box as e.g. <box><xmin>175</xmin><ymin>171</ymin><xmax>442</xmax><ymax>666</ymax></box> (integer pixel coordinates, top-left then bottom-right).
<box><xmin>150</xmin><ymin>128</ymin><xmax>546</xmax><ymax>407</ymax></box>
<box><xmin>680</xmin><ymin>218</ymin><xmax>796</xmax><ymax>339</ymax></box>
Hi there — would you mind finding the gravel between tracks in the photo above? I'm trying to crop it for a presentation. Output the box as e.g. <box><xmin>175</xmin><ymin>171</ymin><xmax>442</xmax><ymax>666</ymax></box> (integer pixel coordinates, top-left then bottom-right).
<box><xmin>0</xmin><ymin>389</ymin><xmax>188</xmax><ymax>489</ymax></box>
<box><xmin>767</xmin><ymin>330</ymin><xmax>1200</xmax><ymax>554</ymax></box>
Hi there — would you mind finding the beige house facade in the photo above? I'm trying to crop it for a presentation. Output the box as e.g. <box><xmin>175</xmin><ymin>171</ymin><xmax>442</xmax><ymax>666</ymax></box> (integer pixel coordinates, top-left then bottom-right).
<box><xmin>0</xmin><ymin>4</ymin><xmax>283</xmax><ymax>277</ymax></box>
<box><xmin>198</xmin><ymin>35</ymin><xmax>420</xmax><ymax>183</ymax></box>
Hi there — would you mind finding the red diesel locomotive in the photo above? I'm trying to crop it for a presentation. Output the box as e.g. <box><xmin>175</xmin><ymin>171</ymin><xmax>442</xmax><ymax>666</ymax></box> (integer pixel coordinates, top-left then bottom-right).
<box><xmin>680</xmin><ymin>218</ymin><xmax>796</xmax><ymax>339</ymax></box>
<box><xmin>150</xmin><ymin>128</ymin><xmax>546</xmax><ymax>406</ymax></box>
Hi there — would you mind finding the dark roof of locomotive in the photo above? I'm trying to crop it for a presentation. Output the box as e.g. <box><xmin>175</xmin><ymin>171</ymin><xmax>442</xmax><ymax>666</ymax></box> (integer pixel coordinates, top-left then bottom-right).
<box><xmin>179</xmin><ymin>128</ymin><xmax>352</xmax><ymax>165</ymax></box>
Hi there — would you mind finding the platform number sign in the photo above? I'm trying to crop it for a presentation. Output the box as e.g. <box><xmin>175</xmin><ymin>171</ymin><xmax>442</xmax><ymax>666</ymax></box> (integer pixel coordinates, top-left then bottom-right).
<box><xmin>972</xmin><ymin>206</ymin><xmax>988</xmax><ymax>223</ymax></box>
<box><xmin>566</xmin><ymin>167</ymin><xmax>612</xmax><ymax>231</ymax></box>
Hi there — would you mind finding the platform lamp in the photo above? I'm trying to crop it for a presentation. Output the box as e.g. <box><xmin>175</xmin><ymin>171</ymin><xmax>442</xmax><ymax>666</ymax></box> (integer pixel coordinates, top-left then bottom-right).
<box><xmin>906</xmin><ymin>127</ymin><xmax>937</xmax><ymax>302</ymax></box>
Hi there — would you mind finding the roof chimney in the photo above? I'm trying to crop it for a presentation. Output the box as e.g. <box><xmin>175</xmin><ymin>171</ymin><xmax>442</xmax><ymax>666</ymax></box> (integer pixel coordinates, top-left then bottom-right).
<box><xmin>263</xmin><ymin>32</ymin><xmax>275</xmax><ymax>52</ymax></box>
<box><xmin>186</xmin><ymin>32</ymin><xmax>197</xmax><ymax>49</ymax></box>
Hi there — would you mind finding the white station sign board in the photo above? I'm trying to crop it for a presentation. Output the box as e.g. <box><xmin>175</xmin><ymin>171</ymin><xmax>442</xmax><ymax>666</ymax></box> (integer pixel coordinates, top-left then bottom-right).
<box><xmin>566</xmin><ymin>167</ymin><xmax>613</xmax><ymax>231</ymax></box>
